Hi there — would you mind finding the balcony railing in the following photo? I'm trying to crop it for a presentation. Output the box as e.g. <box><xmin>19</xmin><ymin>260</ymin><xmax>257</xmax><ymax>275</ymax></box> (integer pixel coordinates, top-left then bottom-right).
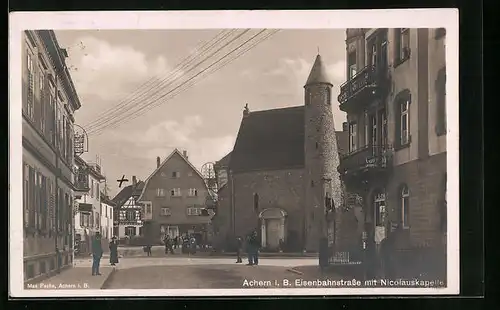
<box><xmin>338</xmin><ymin>144</ymin><xmax>392</xmax><ymax>175</ymax></box>
<box><xmin>118</xmin><ymin>219</ymin><xmax>143</xmax><ymax>226</ymax></box>
<box><xmin>337</xmin><ymin>65</ymin><xmax>387</xmax><ymax>111</ymax></box>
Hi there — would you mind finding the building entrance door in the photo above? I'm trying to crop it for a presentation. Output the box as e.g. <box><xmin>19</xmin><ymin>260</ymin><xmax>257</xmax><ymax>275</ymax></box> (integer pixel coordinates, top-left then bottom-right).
<box><xmin>373</xmin><ymin>192</ymin><xmax>387</xmax><ymax>245</ymax></box>
<box><xmin>167</xmin><ymin>226</ymin><xmax>179</xmax><ymax>239</ymax></box>
<box><xmin>265</xmin><ymin>219</ymin><xmax>281</xmax><ymax>249</ymax></box>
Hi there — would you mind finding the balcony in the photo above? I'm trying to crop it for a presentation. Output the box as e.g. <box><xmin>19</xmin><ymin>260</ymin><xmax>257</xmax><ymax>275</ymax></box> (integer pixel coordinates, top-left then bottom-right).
<box><xmin>338</xmin><ymin>144</ymin><xmax>392</xmax><ymax>182</ymax></box>
<box><xmin>337</xmin><ymin>65</ymin><xmax>389</xmax><ymax>113</ymax></box>
<box><xmin>74</xmin><ymin>168</ymin><xmax>90</xmax><ymax>197</ymax></box>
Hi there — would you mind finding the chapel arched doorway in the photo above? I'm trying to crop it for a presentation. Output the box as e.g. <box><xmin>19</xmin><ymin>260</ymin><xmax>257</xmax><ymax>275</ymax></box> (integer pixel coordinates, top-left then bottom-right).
<box><xmin>259</xmin><ymin>208</ymin><xmax>287</xmax><ymax>250</ymax></box>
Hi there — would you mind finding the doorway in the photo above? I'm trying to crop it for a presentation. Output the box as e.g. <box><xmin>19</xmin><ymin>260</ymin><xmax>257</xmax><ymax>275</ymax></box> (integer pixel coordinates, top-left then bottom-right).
<box><xmin>373</xmin><ymin>190</ymin><xmax>387</xmax><ymax>245</ymax></box>
<box><xmin>259</xmin><ymin>208</ymin><xmax>287</xmax><ymax>251</ymax></box>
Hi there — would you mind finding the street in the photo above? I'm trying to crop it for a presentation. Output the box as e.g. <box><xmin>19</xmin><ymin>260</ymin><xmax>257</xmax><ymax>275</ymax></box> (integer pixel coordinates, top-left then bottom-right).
<box><xmin>75</xmin><ymin>256</ymin><xmax>319</xmax><ymax>289</ymax></box>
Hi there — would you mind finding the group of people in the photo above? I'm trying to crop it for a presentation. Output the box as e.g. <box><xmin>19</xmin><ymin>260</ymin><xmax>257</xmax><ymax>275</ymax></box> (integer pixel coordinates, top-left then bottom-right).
<box><xmin>235</xmin><ymin>230</ymin><xmax>260</xmax><ymax>266</ymax></box>
<box><xmin>163</xmin><ymin>234</ymin><xmax>198</xmax><ymax>255</ymax></box>
<box><xmin>90</xmin><ymin>232</ymin><xmax>120</xmax><ymax>276</ymax></box>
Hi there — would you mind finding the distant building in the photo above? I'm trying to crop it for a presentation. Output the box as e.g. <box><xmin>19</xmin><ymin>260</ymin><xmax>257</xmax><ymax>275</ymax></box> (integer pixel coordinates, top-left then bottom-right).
<box><xmin>137</xmin><ymin>149</ymin><xmax>214</xmax><ymax>244</ymax></box>
<box><xmin>214</xmin><ymin>54</ymin><xmax>349</xmax><ymax>253</ymax></box>
<box><xmin>73</xmin><ymin>156</ymin><xmax>105</xmax><ymax>255</ymax></box>
<box><xmin>111</xmin><ymin>177</ymin><xmax>145</xmax><ymax>240</ymax></box>
<box><xmin>100</xmin><ymin>193</ymin><xmax>115</xmax><ymax>248</ymax></box>
<box><xmin>22</xmin><ymin>30</ymin><xmax>81</xmax><ymax>283</ymax></box>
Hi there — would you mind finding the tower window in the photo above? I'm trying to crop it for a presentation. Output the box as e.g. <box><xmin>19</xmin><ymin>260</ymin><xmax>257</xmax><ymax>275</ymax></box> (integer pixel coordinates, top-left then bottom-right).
<box><xmin>253</xmin><ymin>193</ymin><xmax>259</xmax><ymax>212</ymax></box>
<box><xmin>311</xmin><ymin>180</ymin><xmax>314</xmax><ymax>187</ymax></box>
<box><xmin>315</xmin><ymin>142</ymin><xmax>319</xmax><ymax>149</ymax></box>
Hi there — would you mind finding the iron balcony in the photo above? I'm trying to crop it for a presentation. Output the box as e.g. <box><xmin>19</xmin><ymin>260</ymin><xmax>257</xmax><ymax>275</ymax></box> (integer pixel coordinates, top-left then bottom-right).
<box><xmin>338</xmin><ymin>144</ymin><xmax>393</xmax><ymax>178</ymax></box>
<box><xmin>337</xmin><ymin>65</ymin><xmax>389</xmax><ymax>113</ymax></box>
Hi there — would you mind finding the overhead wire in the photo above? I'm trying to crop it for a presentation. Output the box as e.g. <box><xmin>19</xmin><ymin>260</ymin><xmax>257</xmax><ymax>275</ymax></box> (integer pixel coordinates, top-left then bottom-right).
<box><xmin>84</xmin><ymin>29</ymin><xmax>242</xmax><ymax>131</ymax></box>
<box><xmin>89</xmin><ymin>29</ymin><xmax>279</xmax><ymax>136</ymax></box>
<box><xmin>85</xmin><ymin>29</ymin><xmax>250</xmax><ymax>132</ymax></box>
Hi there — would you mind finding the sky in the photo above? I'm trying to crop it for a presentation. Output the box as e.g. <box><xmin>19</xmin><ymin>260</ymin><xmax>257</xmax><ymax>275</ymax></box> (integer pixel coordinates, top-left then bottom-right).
<box><xmin>54</xmin><ymin>29</ymin><xmax>347</xmax><ymax>197</ymax></box>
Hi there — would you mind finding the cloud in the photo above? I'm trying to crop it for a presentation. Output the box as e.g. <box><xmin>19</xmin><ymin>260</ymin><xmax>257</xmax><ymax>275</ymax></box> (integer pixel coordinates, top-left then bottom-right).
<box><xmin>65</xmin><ymin>36</ymin><xmax>173</xmax><ymax>101</ymax></box>
<box><xmin>112</xmin><ymin>115</ymin><xmax>235</xmax><ymax>170</ymax></box>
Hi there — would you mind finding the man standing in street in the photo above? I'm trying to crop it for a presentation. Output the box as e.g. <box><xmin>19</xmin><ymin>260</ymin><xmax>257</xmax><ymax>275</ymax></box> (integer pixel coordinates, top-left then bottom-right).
<box><xmin>251</xmin><ymin>230</ymin><xmax>259</xmax><ymax>265</ymax></box>
<box><xmin>91</xmin><ymin>232</ymin><xmax>103</xmax><ymax>276</ymax></box>
<box><xmin>235</xmin><ymin>236</ymin><xmax>243</xmax><ymax>263</ymax></box>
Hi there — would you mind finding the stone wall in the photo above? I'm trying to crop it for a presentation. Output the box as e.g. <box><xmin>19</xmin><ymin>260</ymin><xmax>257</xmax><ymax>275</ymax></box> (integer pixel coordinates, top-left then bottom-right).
<box><xmin>233</xmin><ymin>168</ymin><xmax>305</xmax><ymax>251</ymax></box>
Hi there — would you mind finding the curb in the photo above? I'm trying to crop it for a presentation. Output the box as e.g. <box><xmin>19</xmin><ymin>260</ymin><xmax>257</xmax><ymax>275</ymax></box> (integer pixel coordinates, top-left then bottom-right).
<box><xmin>100</xmin><ymin>268</ymin><xmax>117</xmax><ymax>289</ymax></box>
<box><xmin>286</xmin><ymin>268</ymin><xmax>304</xmax><ymax>275</ymax></box>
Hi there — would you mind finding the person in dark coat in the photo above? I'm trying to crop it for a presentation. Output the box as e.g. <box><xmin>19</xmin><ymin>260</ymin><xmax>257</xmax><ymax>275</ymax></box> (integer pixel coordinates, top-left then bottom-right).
<box><xmin>91</xmin><ymin>232</ymin><xmax>103</xmax><ymax>276</ymax></box>
<box><xmin>235</xmin><ymin>237</ymin><xmax>243</xmax><ymax>263</ymax></box>
<box><xmin>251</xmin><ymin>230</ymin><xmax>260</xmax><ymax>265</ymax></box>
<box><xmin>246</xmin><ymin>231</ymin><xmax>259</xmax><ymax>265</ymax></box>
<box><xmin>109</xmin><ymin>236</ymin><xmax>119</xmax><ymax>266</ymax></box>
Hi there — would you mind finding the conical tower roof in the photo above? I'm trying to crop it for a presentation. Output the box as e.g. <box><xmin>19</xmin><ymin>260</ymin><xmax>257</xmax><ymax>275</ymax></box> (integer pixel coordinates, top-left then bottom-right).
<box><xmin>305</xmin><ymin>54</ymin><xmax>332</xmax><ymax>86</ymax></box>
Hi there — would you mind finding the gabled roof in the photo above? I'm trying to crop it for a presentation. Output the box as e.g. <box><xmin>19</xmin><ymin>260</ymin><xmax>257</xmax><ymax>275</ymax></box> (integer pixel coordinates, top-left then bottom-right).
<box><xmin>100</xmin><ymin>193</ymin><xmax>117</xmax><ymax>207</ymax></box>
<box><xmin>229</xmin><ymin>106</ymin><xmax>347</xmax><ymax>173</ymax></box>
<box><xmin>137</xmin><ymin>148</ymin><xmax>208</xmax><ymax>201</ymax></box>
<box><xmin>215</xmin><ymin>152</ymin><xmax>232</xmax><ymax>168</ymax></box>
<box><xmin>229</xmin><ymin>106</ymin><xmax>305</xmax><ymax>173</ymax></box>
<box><xmin>112</xmin><ymin>181</ymin><xmax>145</xmax><ymax>208</ymax></box>
<box><xmin>305</xmin><ymin>54</ymin><xmax>332</xmax><ymax>86</ymax></box>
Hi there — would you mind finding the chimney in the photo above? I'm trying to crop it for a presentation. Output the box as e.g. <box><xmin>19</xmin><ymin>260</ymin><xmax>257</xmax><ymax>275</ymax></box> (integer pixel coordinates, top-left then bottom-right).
<box><xmin>342</xmin><ymin>122</ymin><xmax>348</xmax><ymax>132</ymax></box>
<box><xmin>156</xmin><ymin>156</ymin><xmax>161</xmax><ymax>168</ymax></box>
<box><xmin>132</xmin><ymin>176</ymin><xmax>137</xmax><ymax>186</ymax></box>
<box><xmin>183</xmin><ymin>150</ymin><xmax>188</xmax><ymax>159</ymax></box>
<box><xmin>243</xmin><ymin>103</ymin><xmax>250</xmax><ymax>118</ymax></box>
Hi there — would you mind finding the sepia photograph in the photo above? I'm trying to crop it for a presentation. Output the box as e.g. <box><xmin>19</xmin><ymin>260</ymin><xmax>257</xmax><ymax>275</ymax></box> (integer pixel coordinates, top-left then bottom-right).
<box><xmin>9</xmin><ymin>10</ymin><xmax>459</xmax><ymax>297</ymax></box>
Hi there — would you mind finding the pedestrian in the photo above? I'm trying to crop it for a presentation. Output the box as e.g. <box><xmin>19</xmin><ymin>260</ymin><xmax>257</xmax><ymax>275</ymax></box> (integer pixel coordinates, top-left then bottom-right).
<box><xmin>173</xmin><ymin>236</ymin><xmax>178</xmax><ymax>249</ymax></box>
<box><xmin>251</xmin><ymin>230</ymin><xmax>260</xmax><ymax>265</ymax></box>
<box><xmin>109</xmin><ymin>236</ymin><xmax>119</xmax><ymax>266</ymax></box>
<box><xmin>163</xmin><ymin>235</ymin><xmax>170</xmax><ymax>255</ymax></box>
<box><xmin>235</xmin><ymin>236</ymin><xmax>243</xmax><ymax>263</ymax></box>
<box><xmin>189</xmin><ymin>235</ymin><xmax>197</xmax><ymax>255</ymax></box>
<box><xmin>91</xmin><ymin>232</ymin><xmax>103</xmax><ymax>276</ymax></box>
<box><xmin>246</xmin><ymin>232</ymin><xmax>254</xmax><ymax>265</ymax></box>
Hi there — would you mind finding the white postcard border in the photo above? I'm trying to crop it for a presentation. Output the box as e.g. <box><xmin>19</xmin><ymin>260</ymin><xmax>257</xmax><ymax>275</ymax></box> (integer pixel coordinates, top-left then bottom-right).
<box><xmin>9</xmin><ymin>9</ymin><xmax>460</xmax><ymax>297</ymax></box>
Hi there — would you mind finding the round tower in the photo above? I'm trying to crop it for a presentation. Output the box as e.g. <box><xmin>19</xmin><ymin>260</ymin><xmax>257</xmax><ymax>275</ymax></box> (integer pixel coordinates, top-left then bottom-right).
<box><xmin>303</xmin><ymin>54</ymin><xmax>343</xmax><ymax>252</ymax></box>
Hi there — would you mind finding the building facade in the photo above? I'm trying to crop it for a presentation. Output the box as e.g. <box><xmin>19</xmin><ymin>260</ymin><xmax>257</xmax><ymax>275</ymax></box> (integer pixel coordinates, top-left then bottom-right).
<box><xmin>337</xmin><ymin>28</ymin><xmax>447</xmax><ymax>275</ymax></box>
<box><xmin>100</xmin><ymin>193</ymin><xmax>115</xmax><ymax>249</ymax></box>
<box><xmin>137</xmin><ymin>149</ymin><xmax>214</xmax><ymax>244</ymax></box>
<box><xmin>112</xmin><ymin>177</ymin><xmax>145</xmax><ymax>240</ymax></box>
<box><xmin>214</xmin><ymin>54</ymin><xmax>349</xmax><ymax>253</ymax></box>
<box><xmin>22</xmin><ymin>30</ymin><xmax>81</xmax><ymax>282</ymax></box>
<box><xmin>73</xmin><ymin>156</ymin><xmax>106</xmax><ymax>255</ymax></box>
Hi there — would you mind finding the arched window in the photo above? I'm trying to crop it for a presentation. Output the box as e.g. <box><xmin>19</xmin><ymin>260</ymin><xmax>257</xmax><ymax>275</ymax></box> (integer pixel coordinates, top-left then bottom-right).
<box><xmin>253</xmin><ymin>193</ymin><xmax>259</xmax><ymax>212</ymax></box>
<box><xmin>435</xmin><ymin>66</ymin><xmax>447</xmax><ymax>136</ymax></box>
<box><xmin>401</xmin><ymin>185</ymin><xmax>410</xmax><ymax>229</ymax></box>
<box><xmin>373</xmin><ymin>189</ymin><xmax>386</xmax><ymax>227</ymax></box>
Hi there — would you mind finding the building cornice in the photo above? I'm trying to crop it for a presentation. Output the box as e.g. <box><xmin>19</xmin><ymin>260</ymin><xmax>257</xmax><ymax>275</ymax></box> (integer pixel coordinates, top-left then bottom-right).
<box><xmin>35</xmin><ymin>30</ymin><xmax>82</xmax><ymax>111</ymax></box>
